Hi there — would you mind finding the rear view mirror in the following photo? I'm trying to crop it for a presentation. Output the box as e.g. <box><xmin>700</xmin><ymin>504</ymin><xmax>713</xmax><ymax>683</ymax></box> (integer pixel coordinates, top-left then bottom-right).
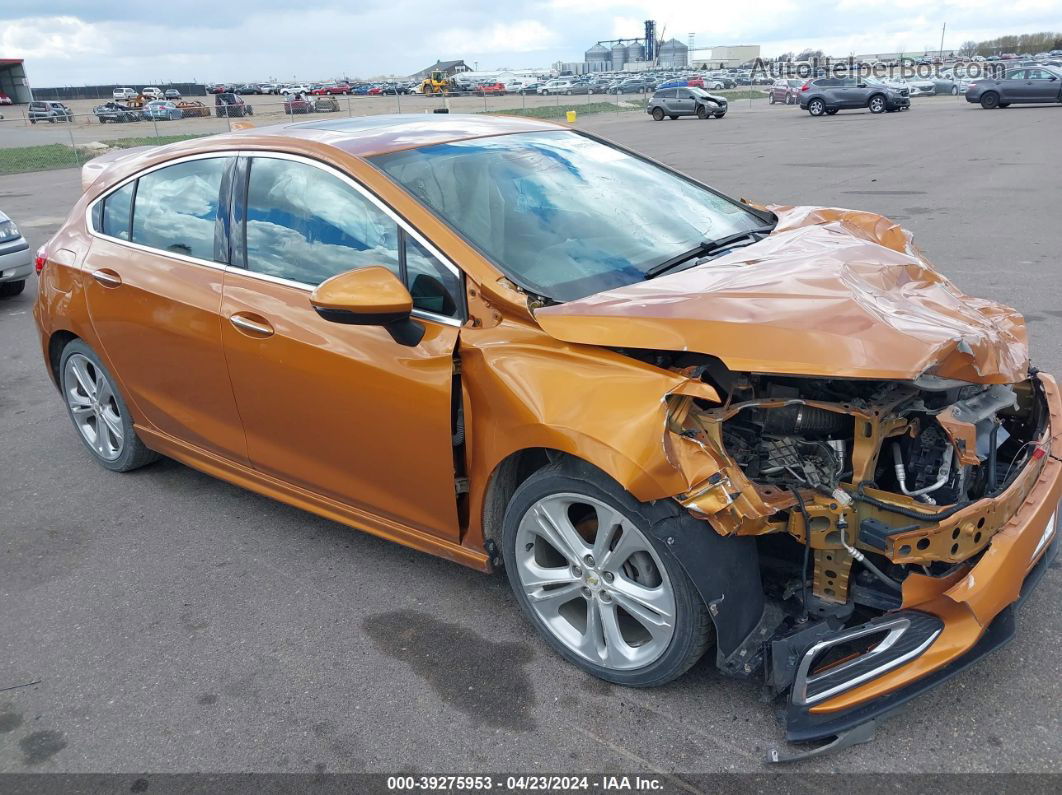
<box><xmin>310</xmin><ymin>266</ymin><xmax>424</xmax><ymax>346</ymax></box>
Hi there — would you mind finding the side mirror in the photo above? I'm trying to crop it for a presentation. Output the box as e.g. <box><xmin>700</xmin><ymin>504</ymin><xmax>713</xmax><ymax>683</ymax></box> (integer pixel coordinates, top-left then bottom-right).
<box><xmin>857</xmin><ymin>82</ymin><xmax>867</xmax><ymax>88</ymax></box>
<box><xmin>310</xmin><ymin>266</ymin><xmax>424</xmax><ymax>346</ymax></box>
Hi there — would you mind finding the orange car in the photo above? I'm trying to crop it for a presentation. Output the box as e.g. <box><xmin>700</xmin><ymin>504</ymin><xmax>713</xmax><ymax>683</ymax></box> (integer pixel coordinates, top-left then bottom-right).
<box><xmin>33</xmin><ymin>114</ymin><xmax>1059</xmax><ymax>759</ymax></box>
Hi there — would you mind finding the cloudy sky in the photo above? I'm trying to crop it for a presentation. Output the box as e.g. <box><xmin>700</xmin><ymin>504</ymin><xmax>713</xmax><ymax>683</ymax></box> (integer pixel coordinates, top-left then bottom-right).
<box><xmin>2</xmin><ymin>0</ymin><xmax>1060</xmax><ymax>85</ymax></box>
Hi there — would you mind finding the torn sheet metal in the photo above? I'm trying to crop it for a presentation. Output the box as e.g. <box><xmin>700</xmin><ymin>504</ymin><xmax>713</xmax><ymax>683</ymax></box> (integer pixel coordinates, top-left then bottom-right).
<box><xmin>534</xmin><ymin>205</ymin><xmax>1028</xmax><ymax>384</ymax></box>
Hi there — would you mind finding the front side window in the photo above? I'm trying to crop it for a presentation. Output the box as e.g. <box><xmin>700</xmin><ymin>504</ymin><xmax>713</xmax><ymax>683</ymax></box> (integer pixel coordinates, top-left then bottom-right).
<box><xmin>244</xmin><ymin>157</ymin><xmax>399</xmax><ymax>285</ymax></box>
<box><xmin>372</xmin><ymin>131</ymin><xmax>768</xmax><ymax>302</ymax></box>
<box><xmin>131</xmin><ymin>157</ymin><xmax>228</xmax><ymax>261</ymax></box>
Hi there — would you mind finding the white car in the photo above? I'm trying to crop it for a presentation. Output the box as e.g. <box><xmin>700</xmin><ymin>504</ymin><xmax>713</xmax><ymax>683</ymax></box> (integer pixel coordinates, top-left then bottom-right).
<box><xmin>112</xmin><ymin>87</ymin><xmax>137</xmax><ymax>100</ymax></box>
<box><xmin>0</xmin><ymin>210</ymin><xmax>32</xmax><ymax>298</ymax></box>
<box><xmin>541</xmin><ymin>79</ymin><xmax>573</xmax><ymax>95</ymax></box>
<box><xmin>908</xmin><ymin>79</ymin><xmax>936</xmax><ymax>96</ymax></box>
<box><xmin>141</xmin><ymin>87</ymin><xmax>163</xmax><ymax>99</ymax></box>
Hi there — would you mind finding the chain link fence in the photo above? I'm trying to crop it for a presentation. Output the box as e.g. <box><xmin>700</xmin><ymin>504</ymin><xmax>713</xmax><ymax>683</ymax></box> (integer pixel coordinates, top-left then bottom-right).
<box><xmin>0</xmin><ymin>91</ymin><xmax>655</xmax><ymax>176</ymax></box>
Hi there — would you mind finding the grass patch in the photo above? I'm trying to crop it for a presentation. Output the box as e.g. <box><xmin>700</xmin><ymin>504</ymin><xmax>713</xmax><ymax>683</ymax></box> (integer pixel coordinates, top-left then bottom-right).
<box><xmin>716</xmin><ymin>89</ymin><xmax>769</xmax><ymax>100</ymax></box>
<box><xmin>0</xmin><ymin>144</ymin><xmax>80</xmax><ymax>175</ymax></box>
<box><xmin>105</xmin><ymin>134</ymin><xmax>208</xmax><ymax>148</ymax></box>
<box><xmin>0</xmin><ymin>134</ymin><xmax>210</xmax><ymax>176</ymax></box>
<box><xmin>484</xmin><ymin>101</ymin><xmax>637</xmax><ymax>119</ymax></box>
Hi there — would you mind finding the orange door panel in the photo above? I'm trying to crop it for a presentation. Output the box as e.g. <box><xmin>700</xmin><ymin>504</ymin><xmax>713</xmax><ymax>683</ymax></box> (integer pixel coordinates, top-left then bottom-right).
<box><xmin>83</xmin><ymin>238</ymin><xmax>248</xmax><ymax>464</ymax></box>
<box><xmin>220</xmin><ymin>270</ymin><xmax>462</xmax><ymax>541</ymax></box>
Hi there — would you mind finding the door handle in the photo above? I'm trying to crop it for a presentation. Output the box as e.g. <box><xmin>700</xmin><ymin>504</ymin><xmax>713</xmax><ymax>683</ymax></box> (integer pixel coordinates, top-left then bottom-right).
<box><xmin>229</xmin><ymin>313</ymin><xmax>274</xmax><ymax>337</ymax></box>
<box><xmin>91</xmin><ymin>268</ymin><xmax>122</xmax><ymax>287</ymax></box>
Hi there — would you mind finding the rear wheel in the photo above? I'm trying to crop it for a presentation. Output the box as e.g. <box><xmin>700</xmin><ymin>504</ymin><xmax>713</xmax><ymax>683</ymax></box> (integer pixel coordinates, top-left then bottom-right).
<box><xmin>651</xmin><ymin>107</ymin><xmax>664</xmax><ymax>121</ymax></box>
<box><xmin>826</xmin><ymin>108</ymin><xmax>839</xmax><ymax>115</ymax></box>
<box><xmin>786</xmin><ymin>93</ymin><xmax>795</xmax><ymax>104</ymax></box>
<box><xmin>502</xmin><ymin>461</ymin><xmax>712</xmax><ymax>686</ymax></box>
<box><xmin>980</xmin><ymin>91</ymin><xmax>1000</xmax><ymax>109</ymax></box>
<box><xmin>669</xmin><ymin>115</ymin><xmax>678</xmax><ymax>120</ymax></box>
<box><xmin>998</xmin><ymin>102</ymin><xmax>1010</xmax><ymax>108</ymax></box>
<box><xmin>59</xmin><ymin>340</ymin><xmax>159</xmax><ymax>473</ymax></box>
<box><xmin>808</xmin><ymin>98</ymin><xmax>826</xmax><ymax>116</ymax></box>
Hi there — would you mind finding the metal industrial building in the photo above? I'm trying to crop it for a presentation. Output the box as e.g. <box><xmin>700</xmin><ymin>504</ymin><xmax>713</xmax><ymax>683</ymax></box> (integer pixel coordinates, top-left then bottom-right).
<box><xmin>0</xmin><ymin>59</ymin><xmax>32</xmax><ymax>104</ymax></box>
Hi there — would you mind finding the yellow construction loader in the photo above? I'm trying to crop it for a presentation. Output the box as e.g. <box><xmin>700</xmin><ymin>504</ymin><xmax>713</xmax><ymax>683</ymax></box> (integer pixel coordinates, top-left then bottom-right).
<box><xmin>419</xmin><ymin>71</ymin><xmax>457</xmax><ymax>95</ymax></box>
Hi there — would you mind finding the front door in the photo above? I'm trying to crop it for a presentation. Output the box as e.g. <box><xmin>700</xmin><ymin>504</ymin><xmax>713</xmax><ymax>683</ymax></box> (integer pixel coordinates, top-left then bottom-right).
<box><xmin>1024</xmin><ymin>69</ymin><xmax>1060</xmax><ymax>101</ymax></box>
<box><xmin>83</xmin><ymin>155</ymin><xmax>248</xmax><ymax>463</ymax></box>
<box><xmin>220</xmin><ymin>154</ymin><xmax>464</xmax><ymax>540</ymax></box>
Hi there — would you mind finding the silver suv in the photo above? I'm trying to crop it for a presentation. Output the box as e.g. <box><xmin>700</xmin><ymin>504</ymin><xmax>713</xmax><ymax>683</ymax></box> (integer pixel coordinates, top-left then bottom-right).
<box><xmin>28</xmin><ymin>101</ymin><xmax>74</xmax><ymax>123</ymax></box>
<box><xmin>799</xmin><ymin>77</ymin><xmax>910</xmax><ymax>116</ymax></box>
<box><xmin>647</xmin><ymin>86</ymin><xmax>727</xmax><ymax>120</ymax></box>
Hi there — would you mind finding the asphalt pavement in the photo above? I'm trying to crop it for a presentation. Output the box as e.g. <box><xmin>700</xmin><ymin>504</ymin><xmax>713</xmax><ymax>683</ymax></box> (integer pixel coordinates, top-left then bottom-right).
<box><xmin>0</xmin><ymin>98</ymin><xmax>1059</xmax><ymax>781</ymax></box>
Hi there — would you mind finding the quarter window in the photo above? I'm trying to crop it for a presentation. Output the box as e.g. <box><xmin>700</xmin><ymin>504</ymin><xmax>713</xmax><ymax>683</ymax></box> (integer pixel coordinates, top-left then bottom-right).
<box><xmin>244</xmin><ymin>157</ymin><xmax>399</xmax><ymax>285</ymax></box>
<box><xmin>131</xmin><ymin>157</ymin><xmax>229</xmax><ymax>261</ymax></box>
<box><xmin>404</xmin><ymin>236</ymin><xmax>461</xmax><ymax>318</ymax></box>
<box><xmin>101</xmin><ymin>181</ymin><xmax>134</xmax><ymax>240</ymax></box>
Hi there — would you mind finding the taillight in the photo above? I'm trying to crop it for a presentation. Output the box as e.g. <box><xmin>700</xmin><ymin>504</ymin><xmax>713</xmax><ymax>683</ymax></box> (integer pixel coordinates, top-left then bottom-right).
<box><xmin>34</xmin><ymin>245</ymin><xmax>47</xmax><ymax>274</ymax></box>
<box><xmin>801</xmin><ymin>83</ymin><xmax>810</xmax><ymax>91</ymax></box>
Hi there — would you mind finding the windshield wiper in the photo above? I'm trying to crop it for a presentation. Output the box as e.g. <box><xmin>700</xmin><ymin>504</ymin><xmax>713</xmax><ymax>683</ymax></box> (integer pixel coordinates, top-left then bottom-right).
<box><xmin>644</xmin><ymin>225</ymin><xmax>775</xmax><ymax>280</ymax></box>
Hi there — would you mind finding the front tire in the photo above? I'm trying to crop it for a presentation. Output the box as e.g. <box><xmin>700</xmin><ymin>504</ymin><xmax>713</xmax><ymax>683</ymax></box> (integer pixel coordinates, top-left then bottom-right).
<box><xmin>868</xmin><ymin>94</ymin><xmax>886</xmax><ymax>113</ymax></box>
<box><xmin>651</xmin><ymin>107</ymin><xmax>664</xmax><ymax>121</ymax></box>
<box><xmin>501</xmin><ymin>460</ymin><xmax>712</xmax><ymax>687</ymax></box>
<box><xmin>59</xmin><ymin>340</ymin><xmax>159</xmax><ymax>473</ymax></box>
<box><xmin>696</xmin><ymin>105</ymin><xmax>708</xmax><ymax>119</ymax></box>
<box><xmin>769</xmin><ymin>93</ymin><xmax>776</xmax><ymax>104</ymax></box>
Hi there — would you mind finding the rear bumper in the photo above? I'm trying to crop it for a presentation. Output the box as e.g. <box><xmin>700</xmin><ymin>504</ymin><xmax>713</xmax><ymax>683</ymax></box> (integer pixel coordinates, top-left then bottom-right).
<box><xmin>0</xmin><ymin>240</ymin><xmax>32</xmax><ymax>282</ymax></box>
<box><xmin>784</xmin><ymin>372</ymin><xmax>1062</xmax><ymax>742</ymax></box>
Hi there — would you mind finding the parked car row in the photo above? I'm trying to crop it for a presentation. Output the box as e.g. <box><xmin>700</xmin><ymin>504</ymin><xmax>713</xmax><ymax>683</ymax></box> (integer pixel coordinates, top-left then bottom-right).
<box><xmin>112</xmin><ymin>87</ymin><xmax>182</xmax><ymax>101</ymax></box>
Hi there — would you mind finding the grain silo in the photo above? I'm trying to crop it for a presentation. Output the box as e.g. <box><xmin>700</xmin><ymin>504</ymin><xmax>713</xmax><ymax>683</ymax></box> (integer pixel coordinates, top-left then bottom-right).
<box><xmin>610</xmin><ymin>42</ymin><xmax>628</xmax><ymax>70</ymax></box>
<box><xmin>625</xmin><ymin>41</ymin><xmax>645</xmax><ymax>65</ymax></box>
<box><xmin>585</xmin><ymin>43</ymin><xmax>609</xmax><ymax>72</ymax></box>
<box><xmin>658</xmin><ymin>38</ymin><xmax>689</xmax><ymax>68</ymax></box>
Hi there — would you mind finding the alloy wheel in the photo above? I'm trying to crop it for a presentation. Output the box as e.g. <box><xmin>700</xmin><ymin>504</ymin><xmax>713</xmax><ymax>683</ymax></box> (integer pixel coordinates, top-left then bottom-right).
<box><xmin>514</xmin><ymin>493</ymin><xmax>676</xmax><ymax>671</ymax></box>
<box><xmin>63</xmin><ymin>353</ymin><xmax>124</xmax><ymax>461</ymax></box>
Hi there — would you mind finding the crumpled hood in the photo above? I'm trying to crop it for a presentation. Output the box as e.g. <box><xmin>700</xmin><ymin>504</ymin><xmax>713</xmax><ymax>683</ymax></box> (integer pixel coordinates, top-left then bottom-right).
<box><xmin>534</xmin><ymin>205</ymin><xmax>1028</xmax><ymax>383</ymax></box>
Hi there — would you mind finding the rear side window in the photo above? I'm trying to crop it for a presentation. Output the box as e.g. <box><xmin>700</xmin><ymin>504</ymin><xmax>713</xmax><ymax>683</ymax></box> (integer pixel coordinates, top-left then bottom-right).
<box><xmin>244</xmin><ymin>157</ymin><xmax>400</xmax><ymax>285</ymax></box>
<box><xmin>101</xmin><ymin>182</ymin><xmax>135</xmax><ymax>240</ymax></box>
<box><xmin>131</xmin><ymin>157</ymin><xmax>229</xmax><ymax>261</ymax></box>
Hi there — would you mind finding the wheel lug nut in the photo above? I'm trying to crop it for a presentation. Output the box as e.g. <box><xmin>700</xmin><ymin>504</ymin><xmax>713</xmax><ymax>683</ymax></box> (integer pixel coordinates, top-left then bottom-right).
<box><xmin>600</xmin><ymin>592</ymin><xmax>612</xmax><ymax>603</ymax></box>
<box><xmin>583</xmin><ymin>555</ymin><xmax>595</xmax><ymax>567</ymax></box>
<box><xmin>571</xmin><ymin>565</ymin><xmax>583</xmax><ymax>577</ymax></box>
<box><xmin>603</xmin><ymin>571</ymin><xmax>614</xmax><ymax>583</ymax></box>
<box><xmin>581</xmin><ymin>586</ymin><xmax>592</xmax><ymax>598</ymax></box>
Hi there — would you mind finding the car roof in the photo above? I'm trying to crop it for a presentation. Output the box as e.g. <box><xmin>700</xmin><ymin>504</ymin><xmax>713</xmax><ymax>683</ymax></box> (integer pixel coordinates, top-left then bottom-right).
<box><xmin>196</xmin><ymin>113</ymin><xmax>568</xmax><ymax>158</ymax></box>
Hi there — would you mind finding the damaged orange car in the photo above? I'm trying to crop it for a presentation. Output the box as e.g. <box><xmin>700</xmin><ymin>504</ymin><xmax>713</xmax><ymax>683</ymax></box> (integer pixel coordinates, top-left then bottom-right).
<box><xmin>33</xmin><ymin>115</ymin><xmax>1060</xmax><ymax>760</ymax></box>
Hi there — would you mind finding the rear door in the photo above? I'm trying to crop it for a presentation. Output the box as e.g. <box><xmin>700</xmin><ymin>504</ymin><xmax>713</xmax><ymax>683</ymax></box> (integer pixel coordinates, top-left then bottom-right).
<box><xmin>1001</xmin><ymin>70</ymin><xmax>1028</xmax><ymax>101</ymax></box>
<box><xmin>83</xmin><ymin>154</ymin><xmax>248</xmax><ymax>463</ymax></box>
<box><xmin>220</xmin><ymin>153</ymin><xmax>465</xmax><ymax>540</ymax></box>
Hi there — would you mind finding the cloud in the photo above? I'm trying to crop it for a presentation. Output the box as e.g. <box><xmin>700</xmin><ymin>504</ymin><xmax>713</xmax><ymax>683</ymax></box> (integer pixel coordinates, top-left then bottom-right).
<box><xmin>2</xmin><ymin>1</ymin><xmax>1060</xmax><ymax>85</ymax></box>
<box><xmin>429</xmin><ymin>21</ymin><xmax>561</xmax><ymax>55</ymax></box>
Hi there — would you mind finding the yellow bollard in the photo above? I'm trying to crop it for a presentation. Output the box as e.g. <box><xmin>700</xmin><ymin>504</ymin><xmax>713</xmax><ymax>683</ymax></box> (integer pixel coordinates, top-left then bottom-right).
<box><xmin>566</xmin><ymin>110</ymin><xmax>577</xmax><ymax>123</ymax></box>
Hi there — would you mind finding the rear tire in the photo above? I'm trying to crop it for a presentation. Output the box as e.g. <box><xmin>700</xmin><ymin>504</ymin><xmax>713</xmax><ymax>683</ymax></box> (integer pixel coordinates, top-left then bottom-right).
<box><xmin>980</xmin><ymin>91</ymin><xmax>1000</xmax><ymax>109</ymax></box>
<box><xmin>769</xmin><ymin>94</ymin><xmax>776</xmax><ymax>104</ymax></box>
<box><xmin>998</xmin><ymin>102</ymin><xmax>1010</xmax><ymax>108</ymax></box>
<box><xmin>808</xmin><ymin>98</ymin><xmax>826</xmax><ymax>116</ymax></box>
<box><xmin>501</xmin><ymin>460</ymin><xmax>712</xmax><ymax>687</ymax></box>
<box><xmin>826</xmin><ymin>108</ymin><xmax>839</xmax><ymax>115</ymax></box>
<box><xmin>58</xmin><ymin>340</ymin><xmax>160</xmax><ymax>473</ymax></box>
<box><xmin>0</xmin><ymin>279</ymin><xmax>25</xmax><ymax>297</ymax></box>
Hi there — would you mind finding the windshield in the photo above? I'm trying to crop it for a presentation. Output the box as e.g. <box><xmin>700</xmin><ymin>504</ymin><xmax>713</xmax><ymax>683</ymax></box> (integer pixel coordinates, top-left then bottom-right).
<box><xmin>371</xmin><ymin>131</ymin><xmax>767</xmax><ymax>301</ymax></box>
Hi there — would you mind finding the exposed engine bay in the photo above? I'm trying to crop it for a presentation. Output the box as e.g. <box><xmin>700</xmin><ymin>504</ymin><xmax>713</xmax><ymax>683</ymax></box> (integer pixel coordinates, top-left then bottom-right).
<box><xmin>624</xmin><ymin>349</ymin><xmax>1051</xmax><ymax>616</ymax></box>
